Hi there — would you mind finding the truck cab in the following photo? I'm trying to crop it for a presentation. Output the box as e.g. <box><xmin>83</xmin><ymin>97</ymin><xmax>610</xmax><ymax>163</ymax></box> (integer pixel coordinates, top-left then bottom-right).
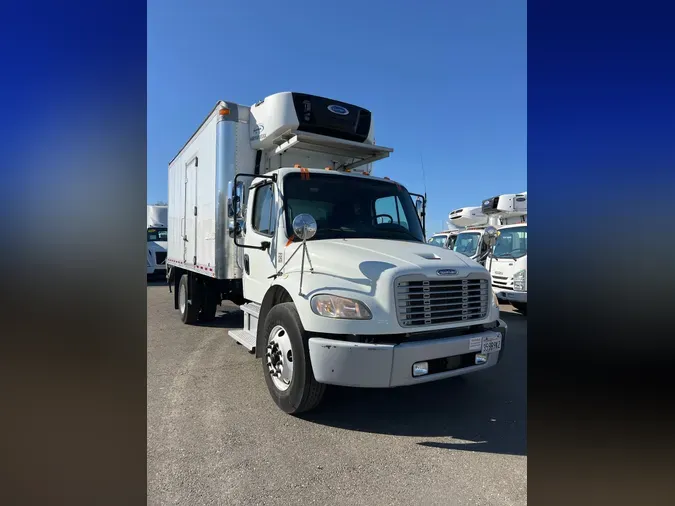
<box><xmin>167</xmin><ymin>92</ymin><xmax>507</xmax><ymax>414</ymax></box>
<box><xmin>447</xmin><ymin>205</ymin><xmax>490</xmax><ymax>263</ymax></box>
<box><xmin>428</xmin><ymin>230</ymin><xmax>459</xmax><ymax>249</ymax></box>
<box><xmin>453</xmin><ymin>227</ymin><xmax>491</xmax><ymax>263</ymax></box>
<box><xmin>488</xmin><ymin>223</ymin><xmax>527</xmax><ymax>313</ymax></box>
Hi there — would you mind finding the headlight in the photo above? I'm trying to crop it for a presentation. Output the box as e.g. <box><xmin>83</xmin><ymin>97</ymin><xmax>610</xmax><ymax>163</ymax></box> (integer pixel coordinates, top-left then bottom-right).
<box><xmin>310</xmin><ymin>294</ymin><xmax>372</xmax><ymax>320</ymax></box>
<box><xmin>513</xmin><ymin>269</ymin><xmax>526</xmax><ymax>291</ymax></box>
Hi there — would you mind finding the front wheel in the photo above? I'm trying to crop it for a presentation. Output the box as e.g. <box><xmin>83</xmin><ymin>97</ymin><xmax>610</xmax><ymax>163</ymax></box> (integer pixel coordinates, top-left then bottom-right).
<box><xmin>261</xmin><ymin>302</ymin><xmax>326</xmax><ymax>415</ymax></box>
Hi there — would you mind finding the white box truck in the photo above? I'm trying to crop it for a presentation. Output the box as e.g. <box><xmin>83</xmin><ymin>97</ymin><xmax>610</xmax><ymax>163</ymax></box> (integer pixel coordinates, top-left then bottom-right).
<box><xmin>147</xmin><ymin>205</ymin><xmax>168</xmax><ymax>277</ymax></box>
<box><xmin>166</xmin><ymin>92</ymin><xmax>507</xmax><ymax>414</ymax></box>
<box><xmin>481</xmin><ymin>193</ymin><xmax>527</xmax><ymax>313</ymax></box>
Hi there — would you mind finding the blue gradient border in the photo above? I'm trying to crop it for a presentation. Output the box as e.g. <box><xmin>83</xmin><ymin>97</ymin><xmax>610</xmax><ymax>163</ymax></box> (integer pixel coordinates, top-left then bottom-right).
<box><xmin>0</xmin><ymin>2</ymin><xmax>147</xmax><ymax>504</ymax></box>
<box><xmin>528</xmin><ymin>1</ymin><xmax>674</xmax><ymax>504</ymax></box>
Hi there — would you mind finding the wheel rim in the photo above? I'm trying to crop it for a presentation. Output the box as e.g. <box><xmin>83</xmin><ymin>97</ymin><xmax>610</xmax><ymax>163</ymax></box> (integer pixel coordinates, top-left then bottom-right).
<box><xmin>179</xmin><ymin>281</ymin><xmax>187</xmax><ymax>314</ymax></box>
<box><xmin>266</xmin><ymin>325</ymin><xmax>294</xmax><ymax>391</ymax></box>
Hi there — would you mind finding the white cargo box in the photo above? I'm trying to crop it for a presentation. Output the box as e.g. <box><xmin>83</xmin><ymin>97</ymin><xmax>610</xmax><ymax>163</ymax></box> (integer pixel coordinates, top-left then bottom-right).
<box><xmin>167</xmin><ymin>101</ymin><xmax>254</xmax><ymax>279</ymax></box>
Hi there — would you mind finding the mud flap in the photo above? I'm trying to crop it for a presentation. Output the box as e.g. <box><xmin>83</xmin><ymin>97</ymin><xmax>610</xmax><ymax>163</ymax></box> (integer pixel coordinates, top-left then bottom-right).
<box><xmin>167</xmin><ymin>266</ymin><xmax>174</xmax><ymax>293</ymax></box>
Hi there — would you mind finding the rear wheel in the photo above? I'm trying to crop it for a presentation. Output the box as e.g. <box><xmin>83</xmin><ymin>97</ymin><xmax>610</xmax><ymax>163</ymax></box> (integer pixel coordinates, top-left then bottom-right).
<box><xmin>179</xmin><ymin>274</ymin><xmax>199</xmax><ymax>324</ymax></box>
<box><xmin>261</xmin><ymin>302</ymin><xmax>325</xmax><ymax>414</ymax></box>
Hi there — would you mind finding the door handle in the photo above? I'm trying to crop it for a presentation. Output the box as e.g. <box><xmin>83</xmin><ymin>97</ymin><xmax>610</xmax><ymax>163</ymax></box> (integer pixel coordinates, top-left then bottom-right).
<box><xmin>244</xmin><ymin>254</ymin><xmax>250</xmax><ymax>275</ymax></box>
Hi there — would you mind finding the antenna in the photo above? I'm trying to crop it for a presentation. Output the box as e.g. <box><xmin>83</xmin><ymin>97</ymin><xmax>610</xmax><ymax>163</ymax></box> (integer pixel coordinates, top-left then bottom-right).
<box><xmin>419</xmin><ymin>154</ymin><xmax>428</xmax><ymax>195</ymax></box>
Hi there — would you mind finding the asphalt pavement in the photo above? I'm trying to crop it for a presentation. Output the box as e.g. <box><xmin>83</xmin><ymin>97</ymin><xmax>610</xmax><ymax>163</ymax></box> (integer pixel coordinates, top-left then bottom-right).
<box><xmin>148</xmin><ymin>281</ymin><xmax>527</xmax><ymax>505</ymax></box>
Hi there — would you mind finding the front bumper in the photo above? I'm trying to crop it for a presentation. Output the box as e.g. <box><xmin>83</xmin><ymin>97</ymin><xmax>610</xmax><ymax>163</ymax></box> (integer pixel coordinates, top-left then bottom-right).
<box><xmin>493</xmin><ymin>287</ymin><xmax>527</xmax><ymax>304</ymax></box>
<box><xmin>308</xmin><ymin>319</ymin><xmax>507</xmax><ymax>388</ymax></box>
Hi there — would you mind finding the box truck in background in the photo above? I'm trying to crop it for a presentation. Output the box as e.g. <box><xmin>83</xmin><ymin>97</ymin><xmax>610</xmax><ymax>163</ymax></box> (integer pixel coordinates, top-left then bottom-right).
<box><xmin>147</xmin><ymin>205</ymin><xmax>168</xmax><ymax>277</ymax></box>
<box><xmin>481</xmin><ymin>193</ymin><xmax>527</xmax><ymax>313</ymax></box>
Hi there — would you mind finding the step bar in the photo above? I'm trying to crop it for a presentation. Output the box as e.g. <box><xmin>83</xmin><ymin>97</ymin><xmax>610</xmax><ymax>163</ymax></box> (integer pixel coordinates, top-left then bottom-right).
<box><xmin>227</xmin><ymin>302</ymin><xmax>260</xmax><ymax>352</ymax></box>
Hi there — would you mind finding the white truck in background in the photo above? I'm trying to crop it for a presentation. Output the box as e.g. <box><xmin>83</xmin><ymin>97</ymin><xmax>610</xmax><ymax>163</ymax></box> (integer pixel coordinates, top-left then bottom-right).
<box><xmin>147</xmin><ymin>205</ymin><xmax>168</xmax><ymax>277</ymax></box>
<box><xmin>445</xmin><ymin>194</ymin><xmax>528</xmax><ymax>314</ymax></box>
<box><xmin>166</xmin><ymin>91</ymin><xmax>507</xmax><ymax>414</ymax></box>
<box><xmin>448</xmin><ymin>206</ymin><xmax>491</xmax><ymax>263</ymax></box>
<box><xmin>481</xmin><ymin>193</ymin><xmax>527</xmax><ymax>314</ymax></box>
<box><xmin>428</xmin><ymin>206</ymin><xmax>487</xmax><ymax>250</ymax></box>
<box><xmin>428</xmin><ymin>229</ymin><xmax>459</xmax><ymax>249</ymax></box>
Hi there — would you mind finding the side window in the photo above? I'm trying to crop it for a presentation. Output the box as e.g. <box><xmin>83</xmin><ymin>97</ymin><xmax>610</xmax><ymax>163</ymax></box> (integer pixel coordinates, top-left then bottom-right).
<box><xmin>374</xmin><ymin>196</ymin><xmax>410</xmax><ymax>230</ymax></box>
<box><xmin>252</xmin><ymin>184</ymin><xmax>275</xmax><ymax>236</ymax></box>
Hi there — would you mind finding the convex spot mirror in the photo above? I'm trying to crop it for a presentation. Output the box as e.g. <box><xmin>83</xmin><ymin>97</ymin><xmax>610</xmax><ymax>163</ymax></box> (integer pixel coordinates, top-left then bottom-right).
<box><xmin>292</xmin><ymin>214</ymin><xmax>317</xmax><ymax>241</ymax></box>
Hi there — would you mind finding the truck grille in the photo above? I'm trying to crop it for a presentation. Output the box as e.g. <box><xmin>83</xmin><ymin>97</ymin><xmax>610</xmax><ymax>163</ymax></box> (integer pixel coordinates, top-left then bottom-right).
<box><xmin>155</xmin><ymin>251</ymin><xmax>167</xmax><ymax>265</ymax></box>
<box><xmin>492</xmin><ymin>274</ymin><xmax>510</xmax><ymax>289</ymax></box>
<box><xmin>396</xmin><ymin>276</ymin><xmax>490</xmax><ymax>328</ymax></box>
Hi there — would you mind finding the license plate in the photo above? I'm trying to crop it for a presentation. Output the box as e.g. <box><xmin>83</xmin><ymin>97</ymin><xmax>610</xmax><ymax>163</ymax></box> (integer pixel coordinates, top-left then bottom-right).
<box><xmin>481</xmin><ymin>335</ymin><xmax>502</xmax><ymax>354</ymax></box>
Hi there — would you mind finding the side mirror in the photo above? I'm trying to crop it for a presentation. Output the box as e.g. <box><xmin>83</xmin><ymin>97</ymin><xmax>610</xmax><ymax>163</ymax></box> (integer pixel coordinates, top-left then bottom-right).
<box><xmin>292</xmin><ymin>214</ymin><xmax>317</xmax><ymax>241</ymax></box>
<box><xmin>415</xmin><ymin>198</ymin><xmax>424</xmax><ymax>218</ymax></box>
<box><xmin>228</xmin><ymin>180</ymin><xmax>246</xmax><ymax>218</ymax></box>
<box><xmin>228</xmin><ymin>218</ymin><xmax>245</xmax><ymax>237</ymax></box>
<box><xmin>483</xmin><ymin>226</ymin><xmax>499</xmax><ymax>248</ymax></box>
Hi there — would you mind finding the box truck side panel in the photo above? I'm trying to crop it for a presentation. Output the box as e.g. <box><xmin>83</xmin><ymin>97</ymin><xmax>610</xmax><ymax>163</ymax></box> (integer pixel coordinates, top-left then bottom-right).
<box><xmin>168</xmin><ymin>102</ymin><xmax>255</xmax><ymax>279</ymax></box>
<box><xmin>168</xmin><ymin>108</ymin><xmax>220</xmax><ymax>275</ymax></box>
<box><xmin>193</xmin><ymin>114</ymin><xmax>218</xmax><ymax>273</ymax></box>
<box><xmin>168</xmin><ymin>152</ymin><xmax>185</xmax><ymax>264</ymax></box>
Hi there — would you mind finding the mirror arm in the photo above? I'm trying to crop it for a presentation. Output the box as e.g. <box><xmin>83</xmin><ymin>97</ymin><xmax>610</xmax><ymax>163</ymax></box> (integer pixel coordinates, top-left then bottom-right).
<box><xmin>233</xmin><ymin>231</ymin><xmax>268</xmax><ymax>251</ymax></box>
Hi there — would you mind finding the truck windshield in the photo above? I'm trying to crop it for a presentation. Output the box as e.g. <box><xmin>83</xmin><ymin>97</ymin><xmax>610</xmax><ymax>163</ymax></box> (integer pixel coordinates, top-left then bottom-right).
<box><xmin>283</xmin><ymin>172</ymin><xmax>425</xmax><ymax>242</ymax></box>
<box><xmin>492</xmin><ymin>226</ymin><xmax>527</xmax><ymax>259</ymax></box>
<box><xmin>148</xmin><ymin>228</ymin><xmax>168</xmax><ymax>242</ymax></box>
<box><xmin>428</xmin><ymin>235</ymin><xmax>447</xmax><ymax>247</ymax></box>
<box><xmin>453</xmin><ymin>232</ymin><xmax>481</xmax><ymax>257</ymax></box>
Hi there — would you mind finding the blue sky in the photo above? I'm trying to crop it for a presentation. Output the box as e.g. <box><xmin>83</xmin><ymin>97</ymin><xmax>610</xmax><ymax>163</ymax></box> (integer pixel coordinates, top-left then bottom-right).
<box><xmin>148</xmin><ymin>0</ymin><xmax>526</xmax><ymax>234</ymax></box>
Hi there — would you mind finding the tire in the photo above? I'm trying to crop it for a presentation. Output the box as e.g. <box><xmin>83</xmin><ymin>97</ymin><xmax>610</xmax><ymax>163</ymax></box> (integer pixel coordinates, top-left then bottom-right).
<box><xmin>511</xmin><ymin>301</ymin><xmax>527</xmax><ymax>315</ymax></box>
<box><xmin>179</xmin><ymin>274</ymin><xmax>199</xmax><ymax>324</ymax></box>
<box><xmin>261</xmin><ymin>302</ymin><xmax>326</xmax><ymax>415</ymax></box>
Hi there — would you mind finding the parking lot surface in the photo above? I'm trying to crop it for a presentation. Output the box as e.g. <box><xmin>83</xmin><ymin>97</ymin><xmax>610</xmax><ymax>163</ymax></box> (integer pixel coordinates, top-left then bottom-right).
<box><xmin>148</xmin><ymin>282</ymin><xmax>527</xmax><ymax>505</ymax></box>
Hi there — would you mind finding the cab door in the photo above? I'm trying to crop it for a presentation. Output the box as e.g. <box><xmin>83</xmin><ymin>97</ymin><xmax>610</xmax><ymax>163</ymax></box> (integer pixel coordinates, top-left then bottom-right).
<box><xmin>242</xmin><ymin>181</ymin><xmax>279</xmax><ymax>304</ymax></box>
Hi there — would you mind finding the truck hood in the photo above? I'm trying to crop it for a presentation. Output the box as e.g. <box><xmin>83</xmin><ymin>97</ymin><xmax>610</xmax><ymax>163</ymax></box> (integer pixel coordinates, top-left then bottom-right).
<box><xmin>279</xmin><ymin>238</ymin><xmax>496</xmax><ymax>335</ymax></box>
<box><xmin>286</xmin><ymin>238</ymin><xmax>486</xmax><ymax>285</ymax></box>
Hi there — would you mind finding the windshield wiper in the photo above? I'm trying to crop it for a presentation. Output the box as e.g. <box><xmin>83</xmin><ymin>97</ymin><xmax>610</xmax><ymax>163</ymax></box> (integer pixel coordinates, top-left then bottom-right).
<box><xmin>314</xmin><ymin>227</ymin><xmax>356</xmax><ymax>236</ymax></box>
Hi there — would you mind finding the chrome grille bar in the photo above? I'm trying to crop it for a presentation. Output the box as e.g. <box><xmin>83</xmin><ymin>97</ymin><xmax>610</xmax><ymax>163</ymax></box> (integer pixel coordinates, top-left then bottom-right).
<box><xmin>396</xmin><ymin>276</ymin><xmax>490</xmax><ymax>327</ymax></box>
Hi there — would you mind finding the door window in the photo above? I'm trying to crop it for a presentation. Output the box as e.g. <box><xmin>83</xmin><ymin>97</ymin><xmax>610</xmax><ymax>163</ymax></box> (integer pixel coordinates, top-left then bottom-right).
<box><xmin>252</xmin><ymin>184</ymin><xmax>275</xmax><ymax>236</ymax></box>
<box><xmin>374</xmin><ymin>196</ymin><xmax>409</xmax><ymax>229</ymax></box>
